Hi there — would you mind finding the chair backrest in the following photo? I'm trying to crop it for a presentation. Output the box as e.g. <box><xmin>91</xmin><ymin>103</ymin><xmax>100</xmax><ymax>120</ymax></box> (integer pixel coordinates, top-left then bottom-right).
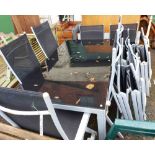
<box><xmin>0</xmin><ymin>86</ymin><xmax>67</xmax><ymax>139</ymax></box>
<box><xmin>32</xmin><ymin>21</ymin><xmax>58</xmax><ymax>59</ymax></box>
<box><xmin>80</xmin><ymin>25</ymin><xmax>104</xmax><ymax>45</ymax></box>
<box><xmin>0</xmin><ymin>34</ymin><xmax>44</xmax><ymax>90</ymax></box>
<box><xmin>32</xmin><ymin>21</ymin><xmax>59</xmax><ymax>70</ymax></box>
<box><xmin>110</xmin><ymin>23</ymin><xmax>138</xmax><ymax>46</ymax></box>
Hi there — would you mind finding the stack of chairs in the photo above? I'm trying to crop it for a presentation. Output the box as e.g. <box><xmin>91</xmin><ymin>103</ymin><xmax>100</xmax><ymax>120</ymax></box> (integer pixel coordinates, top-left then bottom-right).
<box><xmin>106</xmin><ymin>20</ymin><xmax>152</xmax><ymax>122</ymax></box>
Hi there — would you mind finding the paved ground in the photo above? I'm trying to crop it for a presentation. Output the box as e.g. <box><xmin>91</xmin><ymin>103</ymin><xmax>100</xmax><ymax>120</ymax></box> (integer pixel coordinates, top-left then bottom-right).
<box><xmin>44</xmin><ymin>41</ymin><xmax>110</xmax><ymax>82</ymax></box>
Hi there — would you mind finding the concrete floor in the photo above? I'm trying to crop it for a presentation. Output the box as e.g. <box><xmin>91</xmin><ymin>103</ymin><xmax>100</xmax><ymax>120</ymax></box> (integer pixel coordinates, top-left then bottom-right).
<box><xmin>44</xmin><ymin>41</ymin><xmax>110</xmax><ymax>82</ymax></box>
<box><xmin>44</xmin><ymin>66</ymin><xmax>110</xmax><ymax>82</ymax></box>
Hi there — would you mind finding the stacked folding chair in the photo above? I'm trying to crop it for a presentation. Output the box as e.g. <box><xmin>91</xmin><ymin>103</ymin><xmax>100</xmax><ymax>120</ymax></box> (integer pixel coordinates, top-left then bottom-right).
<box><xmin>106</xmin><ymin>19</ymin><xmax>152</xmax><ymax>122</ymax></box>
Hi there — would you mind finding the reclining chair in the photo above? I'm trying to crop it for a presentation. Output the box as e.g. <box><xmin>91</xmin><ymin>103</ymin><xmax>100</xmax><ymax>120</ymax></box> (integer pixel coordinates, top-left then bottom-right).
<box><xmin>0</xmin><ymin>34</ymin><xmax>107</xmax><ymax>139</ymax></box>
<box><xmin>0</xmin><ymin>87</ymin><xmax>97</xmax><ymax>140</ymax></box>
<box><xmin>31</xmin><ymin>21</ymin><xmax>59</xmax><ymax>71</ymax></box>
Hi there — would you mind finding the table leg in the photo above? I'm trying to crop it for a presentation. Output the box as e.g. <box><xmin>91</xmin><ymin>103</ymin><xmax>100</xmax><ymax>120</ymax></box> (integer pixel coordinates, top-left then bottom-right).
<box><xmin>97</xmin><ymin>110</ymin><xmax>106</xmax><ymax>140</ymax></box>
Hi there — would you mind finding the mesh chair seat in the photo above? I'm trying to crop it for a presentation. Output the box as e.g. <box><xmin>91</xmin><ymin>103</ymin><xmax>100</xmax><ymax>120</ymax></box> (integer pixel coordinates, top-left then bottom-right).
<box><xmin>0</xmin><ymin>87</ymin><xmax>84</xmax><ymax>139</ymax></box>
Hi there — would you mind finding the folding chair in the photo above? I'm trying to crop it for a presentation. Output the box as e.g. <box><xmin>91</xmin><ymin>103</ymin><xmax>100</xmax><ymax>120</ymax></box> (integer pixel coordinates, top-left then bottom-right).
<box><xmin>141</xmin><ymin>27</ymin><xmax>152</xmax><ymax>91</ymax></box>
<box><xmin>110</xmin><ymin>23</ymin><xmax>138</xmax><ymax>46</ymax></box>
<box><xmin>105</xmin><ymin>17</ymin><xmax>152</xmax><ymax>140</ymax></box>
<box><xmin>0</xmin><ymin>87</ymin><xmax>97</xmax><ymax>140</ymax></box>
<box><xmin>31</xmin><ymin>21</ymin><xmax>59</xmax><ymax>71</ymax></box>
<box><xmin>0</xmin><ymin>34</ymin><xmax>107</xmax><ymax>139</ymax></box>
<box><xmin>106</xmin><ymin>20</ymin><xmax>148</xmax><ymax>122</ymax></box>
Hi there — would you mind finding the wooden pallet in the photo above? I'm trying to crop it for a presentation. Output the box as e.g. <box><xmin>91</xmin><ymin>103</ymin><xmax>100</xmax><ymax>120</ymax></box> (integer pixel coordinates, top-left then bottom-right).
<box><xmin>0</xmin><ymin>122</ymin><xmax>57</xmax><ymax>140</ymax></box>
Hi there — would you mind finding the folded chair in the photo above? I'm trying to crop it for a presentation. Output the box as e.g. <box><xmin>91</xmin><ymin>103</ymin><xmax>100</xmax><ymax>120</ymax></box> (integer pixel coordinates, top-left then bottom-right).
<box><xmin>110</xmin><ymin>23</ymin><xmax>138</xmax><ymax>46</ymax></box>
<box><xmin>0</xmin><ymin>87</ymin><xmax>97</xmax><ymax>140</ymax></box>
<box><xmin>0</xmin><ymin>34</ymin><xmax>107</xmax><ymax>139</ymax></box>
<box><xmin>31</xmin><ymin>21</ymin><xmax>59</xmax><ymax>71</ymax></box>
<box><xmin>106</xmin><ymin>21</ymin><xmax>148</xmax><ymax>122</ymax></box>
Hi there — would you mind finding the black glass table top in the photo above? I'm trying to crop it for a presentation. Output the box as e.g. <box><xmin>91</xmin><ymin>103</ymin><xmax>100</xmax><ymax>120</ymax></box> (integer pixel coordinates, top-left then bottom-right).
<box><xmin>38</xmin><ymin>80</ymin><xmax>109</xmax><ymax>110</ymax></box>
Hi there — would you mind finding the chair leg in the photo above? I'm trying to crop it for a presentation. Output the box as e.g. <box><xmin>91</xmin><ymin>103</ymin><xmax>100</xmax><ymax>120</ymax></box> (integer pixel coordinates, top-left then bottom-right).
<box><xmin>97</xmin><ymin>110</ymin><xmax>106</xmax><ymax>140</ymax></box>
<box><xmin>148</xmin><ymin>52</ymin><xmax>152</xmax><ymax>80</ymax></box>
<box><xmin>120</xmin><ymin>93</ymin><xmax>133</xmax><ymax>120</ymax></box>
<box><xmin>106</xmin><ymin>115</ymin><xmax>124</xmax><ymax>139</ymax></box>
<box><xmin>75</xmin><ymin>113</ymin><xmax>90</xmax><ymax>140</ymax></box>
<box><xmin>144</xmin><ymin>62</ymin><xmax>150</xmax><ymax>96</ymax></box>
<box><xmin>116</xmin><ymin>94</ymin><xmax>128</xmax><ymax>120</ymax></box>
<box><xmin>0</xmin><ymin>110</ymin><xmax>20</xmax><ymax>128</ymax></box>
<box><xmin>86</xmin><ymin>127</ymin><xmax>97</xmax><ymax>140</ymax></box>
<box><xmin>131</xmin><ymin>91</ymin><xmax>139</xmax><ymax>120</ymax></box>
<box><xmin>136</xmin><ymin>91</ymin><xmax>144</xmax><ymax>120</ymax></box>
<box><xmin>140</xmin><ymin>78</ymin><xmax>147</xmax><ymax>120</ymax></box>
